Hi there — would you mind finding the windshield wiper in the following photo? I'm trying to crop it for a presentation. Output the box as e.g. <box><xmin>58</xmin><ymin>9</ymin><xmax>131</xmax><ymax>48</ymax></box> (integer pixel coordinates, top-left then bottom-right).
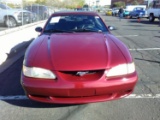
<box><xmin>73</xmin><ymin>28</ymin><xmax>102</xmax><ymax>33</ymax></box>
<box><xmin>43</xmin><ymin>29</ymin><xmax>74</xmax><ymax>33</ymax></box>
<box><xmin>43</xmin><ymin>28</ymin><xmax>102</xmax><ymax>33</ymax></box>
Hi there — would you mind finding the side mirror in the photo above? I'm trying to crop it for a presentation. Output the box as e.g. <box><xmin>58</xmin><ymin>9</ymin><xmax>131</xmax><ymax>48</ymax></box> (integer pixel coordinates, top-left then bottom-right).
<box><xmin>35</xmin><ymin>27</ymin><xmax>43</xmax><ymax>32</ymax></box>
<box><xmin>108</xmin><ymin>26</ymin><xmax>116</xmax><ymax>31</ymax></box>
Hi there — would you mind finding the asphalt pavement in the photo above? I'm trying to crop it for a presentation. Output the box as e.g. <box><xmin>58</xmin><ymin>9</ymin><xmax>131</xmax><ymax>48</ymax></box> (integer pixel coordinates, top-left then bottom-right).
<box><xmin>0</xmin><ymin>14</ymin><xmax>160</xmax><ymax>120</ymax></box>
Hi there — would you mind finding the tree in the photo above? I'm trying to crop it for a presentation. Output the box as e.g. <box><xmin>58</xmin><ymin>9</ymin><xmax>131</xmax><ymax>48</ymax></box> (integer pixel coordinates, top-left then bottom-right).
<box><xmin>112</xmin><ymin>1</ymin><xmax>125</xmax><ymax>8</ymax></box>
<box><xmin>6</xmin><ymin>3</ymin><xmax>16</xmax><ymax>8</ymax></box>
<box><xmin>35</xmin><ymin>0</ymin><xmax>46</xmax><ymax>4</ymax></box>
<box><xmin>132</xmin><ymin>0</ymin><xmax>139</xmax><ymax>5</ymax></box>
<box><xmin>45</xmin><ymin>0</ymin><xmax>85</xmax><ymax>8</ymax></box>
<box><xmin>63</xmin><ymin>0</ymin><xmax>85</xmax><ymax>9</ymax></box>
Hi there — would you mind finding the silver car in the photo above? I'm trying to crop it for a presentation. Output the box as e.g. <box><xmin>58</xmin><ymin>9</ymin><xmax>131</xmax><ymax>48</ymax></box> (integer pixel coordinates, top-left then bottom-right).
<box><xmin>0</xmin><ymin>3</ymin><xmax>35</xmax><ymax>27</ymax></box>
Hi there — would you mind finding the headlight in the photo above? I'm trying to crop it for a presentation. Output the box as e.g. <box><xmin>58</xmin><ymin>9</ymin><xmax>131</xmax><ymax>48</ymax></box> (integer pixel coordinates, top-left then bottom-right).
<box><xmin>105</xmin><ymin>62</ymin><xmax>135</xmax><ymax>77</ymax></box>
<box><xmin>23</xmin><ymin>65</ymin><xmax>56</xmax><ymax>79</ymax></box>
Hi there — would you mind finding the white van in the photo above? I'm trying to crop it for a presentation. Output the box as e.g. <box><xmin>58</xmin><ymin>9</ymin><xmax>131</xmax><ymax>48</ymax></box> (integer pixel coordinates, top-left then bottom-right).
<box><xmin>126</xmin><ymin>5</ymin><xmax>146</xmax><ymax>12</ymax></box>
<box><xmin>147</xmin><ymin>0</ymin><xmax>160</xmax><ymax>22</ymax></box>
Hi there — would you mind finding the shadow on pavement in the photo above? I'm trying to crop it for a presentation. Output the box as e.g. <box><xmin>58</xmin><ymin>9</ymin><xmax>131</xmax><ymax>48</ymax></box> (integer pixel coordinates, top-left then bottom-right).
<box><xmin>135</xmin><ymin>58</ymin><xmax>160</xmax><ymax>64</ymax></box>
<box><xmin>3</xmin><ymin>99</ymin><xmax>80</xmax><ymax>108</ymax></box>
<box><xmin>7</xmin><ymin>39</ymin><xmax>33</xmax><ymax>59</ymax></box>
<box><xmin>0</xmin><ymin>38</ymin><xmax>34</xmax><ymax>73</ymax></box>
<box><xmin>123</xmin><ymin>24</ymin><xmax>144</xmax><ymax>27</ymax></box>
<box><xmin>128</xmin><ymin>19</ymin><xmax>160</xmax><ymax>26</ymax></box>
<box><xmin>154</xmin><ymin>36</ymin><xmax>160</xmax><ymax>38</ymax></box>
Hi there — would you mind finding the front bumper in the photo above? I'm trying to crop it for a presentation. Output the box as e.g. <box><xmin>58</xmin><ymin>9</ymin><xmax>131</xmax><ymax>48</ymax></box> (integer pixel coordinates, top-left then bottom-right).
<box><xmin>139</xmin><ymin>14</ymin><xmax>148</xmax><ymax>18</ymax></box>
<box><xmin>21</xmin><ymin>72</ymin><xmax>138</xmax><ymax>104</ymax></box>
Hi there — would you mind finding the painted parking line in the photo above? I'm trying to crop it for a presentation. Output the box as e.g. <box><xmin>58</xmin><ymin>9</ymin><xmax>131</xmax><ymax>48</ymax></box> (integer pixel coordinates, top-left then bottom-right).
<box><xmin>0</xmin><ymin>95</ymin><xmax>28</xmax><ymax>100</ymax></box>
<box><xmin>0</xmin><ymin>94</ymin><xmax>160</xmax><ymax>100</ymax></box>
<box><xmin>129</xmin><ymin>48</ymin><xmax>160</xmax><ymax>51</ymax></box>
<box><xmin>126</xmin><ymin>94</ymin><xmax>160</xmax><ymax>98</ymax></box>
<box><xmin>116</xmin><ymin>35</ymin><xmax>139</xmax><ymax>37</ymax></box>
<box><xmin>114</xmin><ymin>34</ymin><xmax>160</xmax><ymax>51</ymax></box>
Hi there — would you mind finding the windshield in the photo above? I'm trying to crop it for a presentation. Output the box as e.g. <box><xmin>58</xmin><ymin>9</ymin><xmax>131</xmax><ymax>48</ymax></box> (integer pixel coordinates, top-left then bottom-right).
<box><xmin>134</xmin><ymin>7</ymin><xmax>144</xmax><ymax>10</ymax></box>
<box><xmin>0</xmin><ymin>3</ymin><xmax>11</xmax><ymax>9</ymax></box>
<box><xmin>44</xmin><ymin>14</ymin><xmax>108</xmax><ymax>33</ymax></box>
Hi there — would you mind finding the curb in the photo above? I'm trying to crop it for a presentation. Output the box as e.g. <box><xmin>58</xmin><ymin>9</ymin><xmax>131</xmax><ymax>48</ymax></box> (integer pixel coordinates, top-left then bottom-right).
<box><xmin>0</xmin><ymin>20</ymin><xmax>46</xmax><ymax>36</ymax></box>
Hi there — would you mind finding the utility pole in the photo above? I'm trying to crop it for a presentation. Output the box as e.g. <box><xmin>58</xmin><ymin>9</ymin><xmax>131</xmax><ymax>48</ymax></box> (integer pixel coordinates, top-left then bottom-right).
<box><xmin>147</xmin><ymin>0</ymin><xmax>152</xmax><ymax>7</ymax></box>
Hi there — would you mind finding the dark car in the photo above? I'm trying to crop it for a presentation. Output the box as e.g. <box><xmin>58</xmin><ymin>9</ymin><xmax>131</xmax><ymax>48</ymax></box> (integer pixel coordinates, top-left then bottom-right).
<box><xmin>129</xmin><ymin>7</ymin><xmax>148</xmax><ymax>18</ymax></box>
<box><xmin>24</xmin><ymin>5</ymin><xmax>50</xmax><ymax>20</ymax></box>
<box><xmin>74</xmin><ymin>8</ymin><xmax>83</xmax><ymax>11</ymax></box>
<box><xmin>21</xmin><ymin>11</ymin><xmax>138</xmax><ymax>104</ymax></box>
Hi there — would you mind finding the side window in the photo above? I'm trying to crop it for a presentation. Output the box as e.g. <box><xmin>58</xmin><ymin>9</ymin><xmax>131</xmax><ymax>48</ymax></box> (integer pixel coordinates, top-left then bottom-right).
<box><xmin>155</xmin><ymin>1</ymin><xmax>160</xmax><ymax>8</ymax></box>
<box><xmin>150</xmin><ymin>1</ymin><xmax>160</xmax><ymax>8</ymax></box>
<box><xmin>45</xmin><ymin>16</ymin><xmax>61</xmax><ymax>30</ymax></box>
<box><xmin>153</xmin><ymin>1</ymin><xmax>156</xmax><ymax>8</ymax></box>
<box><xmin>0</xmin><ymin>4</ymin><xmax>6</xmax><ymax>9</ymax></box>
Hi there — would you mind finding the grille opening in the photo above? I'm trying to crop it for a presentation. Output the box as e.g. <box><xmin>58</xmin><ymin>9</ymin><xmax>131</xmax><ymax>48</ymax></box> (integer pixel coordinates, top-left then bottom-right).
<box><xmin>61</xmin><ymin>70</ymin><xmax>103</xmax><ymax>76</ymax></box>
<box><xmin>59</xmin><ymin>70</ymin><xmax>104</xmax><ymax>81</ymax></box>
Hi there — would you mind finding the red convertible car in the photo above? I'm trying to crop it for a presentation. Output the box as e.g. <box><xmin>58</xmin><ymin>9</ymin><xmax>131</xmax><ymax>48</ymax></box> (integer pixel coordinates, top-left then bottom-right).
<box><xmin>21</xmin><ymin>11</ymin><xmax>138</xmax><ymax>104</ymax></box>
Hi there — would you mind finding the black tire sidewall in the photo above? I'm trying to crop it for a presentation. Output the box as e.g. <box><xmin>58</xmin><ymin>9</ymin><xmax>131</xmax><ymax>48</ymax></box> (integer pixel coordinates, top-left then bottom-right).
<box><xmin>5</xmin><ymin>17</ymin><xmax>17</xmax><ymax>27</ymax></box>
<box><xmin>149</xmin><ymin>14</ymin><xmax>154</xmax><ymax>22</ymax></box>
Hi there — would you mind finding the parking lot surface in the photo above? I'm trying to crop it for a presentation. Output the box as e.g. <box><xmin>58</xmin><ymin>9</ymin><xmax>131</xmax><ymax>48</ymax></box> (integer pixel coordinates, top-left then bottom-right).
<box><xmin>0</xmin><ymin>14</ymin><xmax>160</xmax><ymax>120</ymax></box>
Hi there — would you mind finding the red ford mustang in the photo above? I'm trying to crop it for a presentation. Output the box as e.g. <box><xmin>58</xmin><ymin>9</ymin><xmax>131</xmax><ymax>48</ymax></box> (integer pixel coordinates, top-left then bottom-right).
<box><xmin>21</xmin><ymin>11</ymin><xmax>138</xmax><ymax>104</ymax></box>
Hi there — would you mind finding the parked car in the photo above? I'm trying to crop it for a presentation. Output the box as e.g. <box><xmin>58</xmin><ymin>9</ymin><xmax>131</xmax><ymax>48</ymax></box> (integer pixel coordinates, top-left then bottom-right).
<box><xmin>126</xmin><ymin>5</ymin><xmax>146</xmax><ymax>12</ymax></box>
<box><xmin>123</xmin><ymin>9</ymin><xmax>130</xmax><ymax>17</ymax></box>
<box><xmin>0</xmin><ymin>3</ymin><xmax>35</xmax><ymax>27</ymax></box>
<box><xmin>83</xmin><ymin>4</ymin><xmax>89</xmax><ymax>11</ymax></box>
<box><xmin>74</xmin><ymin>8</ymin><xmax>83</xmax><ymax>11</ymax></box>
<box><xmin>24</xmin><ymin>5</ymin><xmax>50</xmax><ymax>20</ymax></box>
<box><xmin>129</xmin><ymin>7</ymin><xmax>148</xmax><ymax>18</ymax></box>
<box><xmin>106</xmin><ymin>9</ymin><xmax>112</xmax><ymax>16</ymax></box>
<box><xmin>147</xmin><ymin>0</ymin><xmax>160</xmax><ymax>22</ymax></box>
<box><xmin>112</xmin><ymin>7</ymin><xmax>119</xmax><ymax>16</ymax></box>
<box><xmin>21</xmin><ymin>11</ymin><xmax>138</xmax><ymax>104</ymax></box>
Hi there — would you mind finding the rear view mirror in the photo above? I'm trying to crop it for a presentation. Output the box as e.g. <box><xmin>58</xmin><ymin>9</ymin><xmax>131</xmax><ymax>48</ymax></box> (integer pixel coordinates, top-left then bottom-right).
<box><xmin>35</xmin><ymin>27</ymin><xmax>43</xmax><ymax>32</ymax></box>
<box><xmin>108</xmin><ymin>26</ymin><xmax>116</xmax><ymax>31</ymax></box>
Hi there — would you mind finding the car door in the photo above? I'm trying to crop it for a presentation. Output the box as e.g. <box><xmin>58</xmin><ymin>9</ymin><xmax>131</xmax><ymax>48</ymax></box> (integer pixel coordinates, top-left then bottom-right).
<box><xmin>132</xmin><ymin>8</ymin><xmax>137</xmax><ymax>16</ymax></box>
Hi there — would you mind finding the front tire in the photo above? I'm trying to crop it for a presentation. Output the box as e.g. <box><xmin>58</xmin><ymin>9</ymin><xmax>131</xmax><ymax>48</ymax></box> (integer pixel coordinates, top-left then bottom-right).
<box><xmin>5</xmin><ymin>17</ymin><xmax>17</xmax><ymax>27</ymax></box>
<box><xmin>149</xmin><ymin>14</ymin><xmax>155</xmax><ymax>22</ymax></box>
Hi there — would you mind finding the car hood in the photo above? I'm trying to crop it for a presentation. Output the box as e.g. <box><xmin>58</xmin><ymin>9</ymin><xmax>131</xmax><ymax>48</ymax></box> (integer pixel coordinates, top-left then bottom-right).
<box><xmin>50</xmin><ymin>33</ymin><xmax>109</xmax><ymax>70</ymax></box>
<box><xmin>26</xmin><ymin>33</ymin><xmax>127</xmax><ymax>71</ymax></box>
